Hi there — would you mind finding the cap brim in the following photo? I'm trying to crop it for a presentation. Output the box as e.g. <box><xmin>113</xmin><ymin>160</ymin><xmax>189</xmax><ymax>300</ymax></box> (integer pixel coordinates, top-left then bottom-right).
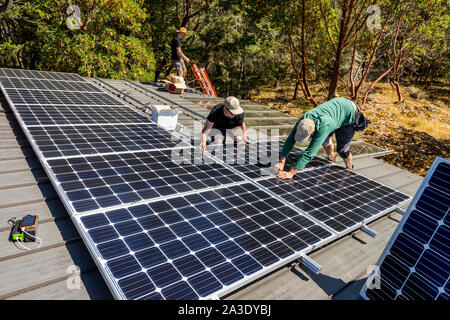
<box><xmin>229</xmin><ymin>107</ymin><xmax>243</xmax><ymax>115</ymax></box>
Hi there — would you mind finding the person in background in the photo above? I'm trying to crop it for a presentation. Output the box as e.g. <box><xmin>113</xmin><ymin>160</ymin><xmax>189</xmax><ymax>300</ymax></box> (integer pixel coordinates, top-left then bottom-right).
<box><xmin>171</xmin><ymin>27</ymin><xmax>190</xmax><ymax>79</ymax></box>
<box><xmin>200</xmin><ymin>97</ymin><xmax>250</xmax><ymax>152</ymax></box>
<box><xmin>276</xmin><ymin>97</ymin><xmax>370</xmax><ymax>179</ymax></box>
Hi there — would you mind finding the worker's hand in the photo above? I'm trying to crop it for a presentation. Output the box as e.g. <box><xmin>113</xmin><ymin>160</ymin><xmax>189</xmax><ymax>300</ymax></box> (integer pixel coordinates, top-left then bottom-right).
<box><xmin>200</xmin><ymin>141</ymin><xmax>206</xmax><ymax>153</ymax></box>
<box><xmin>244</xmin><ymin>137</ymin><xmax>252</xmax><ymax>144</ymax></box>
<box><xmin>275</xmin><ymin>161</ymin><xmax>285</xmax><ymax>173</ymax></box>
<box><xmin>185</xmin><ymin>57</ymin><xmax>190</xmax><ymax>64</ymax></box>
<box><xmin>277</xmin><ymin>168</ymin><xmax>299</xmax><ymax>180</ymax></box>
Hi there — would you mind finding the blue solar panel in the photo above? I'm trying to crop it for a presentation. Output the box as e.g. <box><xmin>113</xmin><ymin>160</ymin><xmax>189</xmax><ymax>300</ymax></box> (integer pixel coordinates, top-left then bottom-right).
<box><xmin>13</xmin><ymin>104</ymin><xmax>150</xmax><ymax>126</ymax></box>
<box><xmin>361</xmin><ymin>157</ymin><xmax>449</xmax><ymax>300</ymax></box>
<box><xmin>28</xmin><ymin>124</ymin><xmax>190</xmax><ymax>158</ymax></box>
<box><xmin>45</xmin><ymin>148</ymin><xmax>244</xmax><ymax>213</ymax></box>
<box><xmin>77</xmin><ymin>182</ymin><xmax>334</xmax><ymax>299</ymax></box>
<box><xmin>0</xmin><ymin>76</ymin><xmax>102</xmax><ymax>92</ymax></box>
<box><xmin>0</xmin><ymin>67</ymin><xmax>85</xmax><ymax>81</ymax></box>
<box><xmin>205</xmin><ymin>141</ymin><xmax>330</xmax><ymax>179</ymax></box>
<box><xmin>257</xmin><ymin>165</ymin><xmax>410</xmax><ymax>234</ymax></box>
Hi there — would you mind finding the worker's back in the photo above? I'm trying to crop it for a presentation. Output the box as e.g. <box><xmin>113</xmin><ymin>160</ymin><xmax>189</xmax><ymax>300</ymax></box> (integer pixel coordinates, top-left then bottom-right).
<box><xmin>302</xmin><ymin>97</ymin><xmax>355</xmax><ymax>132</ymax></box>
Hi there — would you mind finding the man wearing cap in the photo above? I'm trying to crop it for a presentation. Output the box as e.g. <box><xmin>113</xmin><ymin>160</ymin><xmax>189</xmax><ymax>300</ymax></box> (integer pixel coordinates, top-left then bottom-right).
<box><xmin>171</xmin><ymin>27</ymin><xmax>190</xmax><ymax>79</ymax></box>
<box><xmin>276</xmin><ymin>97</ymin><xmax>370</xmax><ymax>179</ymax></box>
<box><xmin>200</xmin><ymin>96</ymin><xmax>250</xmax><ymax>152</ymax></box>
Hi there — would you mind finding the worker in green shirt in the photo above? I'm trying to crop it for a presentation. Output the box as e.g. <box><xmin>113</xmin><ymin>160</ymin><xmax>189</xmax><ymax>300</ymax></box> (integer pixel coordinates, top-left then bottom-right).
<box><xmin>276</xmin><ymin>97</ymin><xmax>370</xmax><ymax>180</ymax></box>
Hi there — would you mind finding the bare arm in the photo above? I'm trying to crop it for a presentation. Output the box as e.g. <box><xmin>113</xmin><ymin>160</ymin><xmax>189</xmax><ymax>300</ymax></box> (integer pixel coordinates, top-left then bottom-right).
<box><xmin>200</xmin><ymin>120</ymin><xmax>214</xmax><ymax>152</ymax></box>
<box><xmin>177</xmin><ymin>47</ymin><xmax>190</xmax><ymax>63</ymax></box>
<box><xmin>240</xmin><ymin>122</ymin><xmax>250</xmax><ymax>143</ymax></box>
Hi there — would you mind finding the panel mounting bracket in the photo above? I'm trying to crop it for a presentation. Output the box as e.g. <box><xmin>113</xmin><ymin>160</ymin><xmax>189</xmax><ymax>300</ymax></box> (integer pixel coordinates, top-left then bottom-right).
<box><xmin>300</xmin><ymin>254</ymin><xmax>322</xmax><ymax>274</ymax></box>
<box><xmin>361</xmin><ymin>225</ymin><xmax>377</xmax><ymax>238</ymax></box>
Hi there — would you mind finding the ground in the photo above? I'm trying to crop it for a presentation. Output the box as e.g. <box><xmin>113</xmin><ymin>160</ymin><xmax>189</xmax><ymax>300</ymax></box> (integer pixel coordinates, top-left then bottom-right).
<box><xmin>250</xmin><ymin>80</ymin><xmax>450</xmax><ymax>176</ymax></box>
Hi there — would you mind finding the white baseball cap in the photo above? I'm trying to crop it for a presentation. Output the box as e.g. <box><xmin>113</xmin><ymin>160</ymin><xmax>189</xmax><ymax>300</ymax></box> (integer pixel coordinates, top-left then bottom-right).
<box><xmin>294</xmin><ymin>118</ymin><xmax>315</xmax><ymax>143</ymax></box>
<box><xmin>224</xmin><ymin>96</ymin><xmax>243</xmax><ymax>115</ymax></box>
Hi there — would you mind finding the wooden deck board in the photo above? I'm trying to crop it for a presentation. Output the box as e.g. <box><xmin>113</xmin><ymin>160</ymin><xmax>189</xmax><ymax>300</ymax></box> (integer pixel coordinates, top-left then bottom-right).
<box><xmin>0</xmin><ymin>242</ymin><xmax>97</xmax><ymax>299</ymax></box>
<box><xmin>0</xmin><ymin>170</ymin><xmax>49</xmax><ymax>189</ymax></box>
<box><xmin>0</xmin><ymin>199</ymin><xmax>68</xmax><ymax>231</ymax></box>
<box><xmin>0</xmin><ymin>147</ymin><xmax>35</xmax><ymax>161</ymax></box>
<box><xmin>0</xmin><ymin>158</ymin><xmax>42</xmax><ymax>174</ymax></box>
<box><xmin>0</xmin><ymin>183</ymin><xmax>59</xmax><ymax>209</ymax></box>
<box><xmin>0</xmin><ymin>219</ymin><xmax>80</xmax><ymax>261</ymax></box>
<box><xmin>7</xmin><ymin>269</ymin><xmax>113</xmax><ymax>300</ymax></box>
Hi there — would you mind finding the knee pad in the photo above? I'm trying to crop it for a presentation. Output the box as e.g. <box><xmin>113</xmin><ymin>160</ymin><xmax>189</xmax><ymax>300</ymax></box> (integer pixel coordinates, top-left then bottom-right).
<box><xmin>339</xmin><ymin>150</ymin><xmax>350</xmax><ymax>159</ymax></box>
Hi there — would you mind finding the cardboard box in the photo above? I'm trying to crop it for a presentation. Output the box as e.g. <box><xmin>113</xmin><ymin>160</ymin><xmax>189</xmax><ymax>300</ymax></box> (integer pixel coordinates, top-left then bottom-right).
<box><xmin>167</xmin><ymin>74</ymin><xmax>184</xmax><ymax>84</ymax></box>
<box><xmin>151</xmin><ymin>105</ymin><xmax>180</xmax><ymax>130</ymax></box>
<box><xmin>164</xmin><ymin>81</ymin><xmax>187</xmax><ymax>94</ymax></box>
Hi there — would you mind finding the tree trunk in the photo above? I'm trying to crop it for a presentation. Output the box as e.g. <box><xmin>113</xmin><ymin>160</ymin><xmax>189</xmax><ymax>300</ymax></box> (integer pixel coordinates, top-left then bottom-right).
<box><xmin>392</xmin><ymin>79</ymin><xmax>402</xmax><ymax>101</ymax></box>
<box><xmin>327</xmin><ymin>0</ymin><xmax>350</xmax><ymax>100</ymax></box>
<box><xmin>328</xmin><ymin>44</ymin><xmax>344</xmax><ymax>100</ymax></box>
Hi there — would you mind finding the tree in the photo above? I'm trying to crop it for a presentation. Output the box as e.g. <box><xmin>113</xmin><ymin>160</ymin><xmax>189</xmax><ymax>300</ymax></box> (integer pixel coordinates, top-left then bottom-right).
<box><xmin>0</xmin><ymin>0</ymin><xmax>155</xmax><ymax>80</ymax></box>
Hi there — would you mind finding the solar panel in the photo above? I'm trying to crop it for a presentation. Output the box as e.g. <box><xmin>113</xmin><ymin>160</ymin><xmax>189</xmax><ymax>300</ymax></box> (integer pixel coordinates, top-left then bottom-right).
<box><xmin>361</xmin><ymin>157</ymin><xmax>449</xmax><ymax>300</ymax></box>
<box><xmin>257</xmin><ymin>165</ymin><xmax>411</xmax><ymax>234</ymax></box>
<box><xmin>0</xmin><ymin>77</ymin><xmax>103</xmax><ymax>92</ymax></box>
<box><xmin>1</xmin><ymin>68</ymin><xmax>414</xmax><ymax>300</ymax></box>
<box><xmin>205</xmin><ymin>141</ymin><xmax>330</xmax><ymax>179</ymax></box>
<box><xmin>26</xmin><ymin>124</ymin><xmax>190</xmax><ymax>158</ymax></box>
<box><xmin>46</xmin><ymin>148</ymin><xmax>245</xmax><ymax>213</ymax></box>
<box><xmin>0</xmin><ymin>67</ymin><xmax>85</xmax><ymax>81</ymax></box>
<box><xmin>3</xmin><ymin>88</ymin><xmax>123</xmax><ymax>105</ymax></box>
<box><xmin>75</xmin><ymin>182</ymin><xmax>334</xmax><ymax>299</ymax></box>
<box><xmin>13</xmin><ymin>104</ymin><xmax>150</xmax><ymax>126</ymax></box>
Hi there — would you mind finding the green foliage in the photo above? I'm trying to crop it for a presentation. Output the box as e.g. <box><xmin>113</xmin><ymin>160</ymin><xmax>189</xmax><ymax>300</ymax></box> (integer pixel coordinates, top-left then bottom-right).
<box><xmin>0</xmin><ymin>0</ymin><xmax>155</xmax><ymax>81</ymax></box>
<box><xmin>0</xmin><ymin>0</ymin><xmax>448</xmax><ymax>96</ymax></box>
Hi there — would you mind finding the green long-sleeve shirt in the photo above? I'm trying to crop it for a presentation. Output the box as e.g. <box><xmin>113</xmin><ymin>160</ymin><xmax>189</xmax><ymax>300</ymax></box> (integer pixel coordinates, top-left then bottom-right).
<box><xmin>281</xmin><ymin>97</ymin><xmax>356</xmax><ymax>171</ymax></box>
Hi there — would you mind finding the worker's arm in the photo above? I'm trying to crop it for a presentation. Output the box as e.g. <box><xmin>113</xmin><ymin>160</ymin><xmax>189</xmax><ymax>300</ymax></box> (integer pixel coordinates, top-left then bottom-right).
<box><xmin>176</xmin><ymin>47</ymin><xmax>190</xmax><ymax>63</ymax></box>
<box><xmin>240</xmin><ymin>122</ymin><xmax>251</xmax><ymax>143</ymax></box>
<box><xmin>200</xmin><ymin>120</ymin><xmax>214</xmax><ymax>152</ymax></box>
<box><xmin>276</xmin><ymin>118</ymin><xmax>301</xmax><ymax>172</ymax></box>
<box><xmin>277</xmin><ymin>128</ymin><xmax>329</xmax><ymax>180</ymax></box>
<box><xmin>295</xmin><ymin>129</ymin><xmax>329</xmax><ymax>170</ymax></box>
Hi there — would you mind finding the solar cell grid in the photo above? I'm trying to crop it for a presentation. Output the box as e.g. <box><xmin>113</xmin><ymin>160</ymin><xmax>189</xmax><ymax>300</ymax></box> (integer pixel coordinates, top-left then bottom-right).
<box><xmin>0</xmin><ymin>77</ymin><xmax>102</xmax><ymax>92</ymax></box>
<box><xmin>363</xmin><ymin>158</ymin><xmax>449</xmax><ymax>300</ymax></box>
<box><xmin>78</xmin><ymin>182</ymin><xmax>333</xmax><ymax>299</ymax></box>
<box><xmin>28</xmin><ymin>124</ymin><xmax>190</xmax><ymax>158</ymax></box>
<box><xmin>3</xmin><ymin>88</ymin><xmax>122</xmax><ymax>105</ymax></box>
<box><xmin>0</xmin><ymin>67</ymin><xmax>85</xmax><ymax>81</ymax></box>
<box><xmin>47</xmin><ymin>148</ymin><xmax>245</xmax><ymax>212</ymax></box>
<box><xmin>257</xmin><ymin>165</ymin><xmax>410</xmax><ymax>233</ymax></box>
<box><xmin>205</xmin><ymin>141</ymin><xmax>330</xmax><ymax>179</ymax></box>
<box><xmin>13</xmin><ymin>104</ymin><xmax>150</xmax><ymax>126</ymax></box>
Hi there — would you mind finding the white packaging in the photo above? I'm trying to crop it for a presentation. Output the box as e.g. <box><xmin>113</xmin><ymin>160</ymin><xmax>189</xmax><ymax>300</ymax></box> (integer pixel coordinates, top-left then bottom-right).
<box><xmin>151</xmin><ymin>105</ymin><xmax>180</xmax><ymax>131</ymax></box>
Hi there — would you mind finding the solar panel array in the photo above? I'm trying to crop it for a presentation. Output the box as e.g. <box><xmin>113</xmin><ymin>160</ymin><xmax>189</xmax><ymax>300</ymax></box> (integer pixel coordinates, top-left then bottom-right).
<box><xmin>76</xmin><ymin>183</ymin><xmax>333</xmax><ymax>299</ymax></box>
<box><xmin>258</xmin><ymin>165</ymin><xmax>410</xmax><ymax>235</ymax></box>
<box><xmin>28</xmin><ymin>124</ymin><xmax>189</xmax><ymax>158</ymax></box>
<box><xmin>361</xmin><ymin>157</ymin><xmax>449</xmax><ymax>300</ymax></box>
<box><xmin>205</xmin><ymin>141</ymin><xmax>330</xmax><ymax>179</ymax></box>
<box><xmin>1</xmin><ymin>67</ymin><xmax>412</xmax><ymax>300</ymax></box>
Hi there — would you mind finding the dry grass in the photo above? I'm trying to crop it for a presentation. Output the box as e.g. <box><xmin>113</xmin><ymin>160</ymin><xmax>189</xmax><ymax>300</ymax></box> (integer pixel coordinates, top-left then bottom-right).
<box><xmin>250</xmin><ymin>80</ymin><xmax>450</xmax><ymax>176</ymax></box>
